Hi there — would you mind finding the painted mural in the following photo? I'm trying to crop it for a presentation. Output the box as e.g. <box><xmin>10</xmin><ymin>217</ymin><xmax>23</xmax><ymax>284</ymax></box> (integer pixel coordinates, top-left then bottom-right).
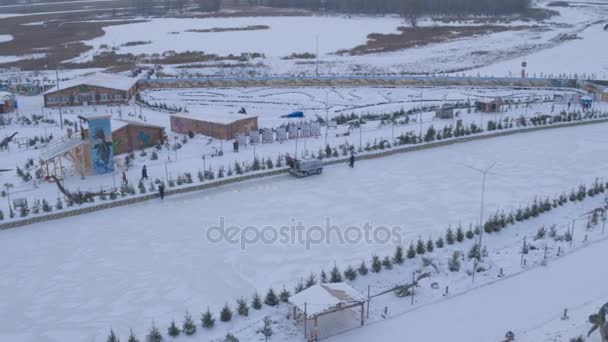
<box><xmin>88</xmin><ymin>118</ymin><xmax>114</xmax><ymax>174</ymax></box>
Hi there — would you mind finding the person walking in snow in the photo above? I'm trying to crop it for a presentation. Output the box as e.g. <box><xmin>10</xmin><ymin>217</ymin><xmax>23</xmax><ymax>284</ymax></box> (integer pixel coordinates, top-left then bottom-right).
<box><xmin>349</xmin><ymin>152</ymin><xmax>355</xmax><ymax>168</ymax></box>
<box><xmin>141</xmin><ymin>165</ymin><xmax>148</xmax><ymax>181</ymax></box>
<box><xmin>122</xmin><ymin>171</ymin><xmax>128</xmax><ymax>186</ymax></box>
<box><xmin>158</xmin><ymin>183</ymin><xmax>165</xmax><ymax>200</ymax></box>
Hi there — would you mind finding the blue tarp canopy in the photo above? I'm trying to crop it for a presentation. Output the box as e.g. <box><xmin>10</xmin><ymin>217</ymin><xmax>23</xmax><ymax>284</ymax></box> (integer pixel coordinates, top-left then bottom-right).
<box><xmin>281</xmin><ymin>111</ymin><xmax>304</xmax><ymax>118</ymax></box>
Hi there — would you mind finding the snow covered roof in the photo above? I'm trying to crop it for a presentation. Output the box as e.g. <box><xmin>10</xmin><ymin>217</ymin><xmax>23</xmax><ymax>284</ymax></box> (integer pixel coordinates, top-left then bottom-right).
<box><xmin>110</xmin><ymin>119</ymin><xmax>164</xmax><ymax>131</ymax></box>
<box><xmin>44</xmin><ymin>73</ymin><xmax>138</xmax><ymax>94</ymax></box>
<box><xmin>0</xmin><ymin>91</ymin><xmax>14</xmax><ymax>102</ymax></box>
<box><xmin>289</xmin><ymin>283</ymin><xmax>366</xmax><ymax>317</ymax></box>
<box><xmin>172</xmin><ymin>112</ymin><xmax>258</xmax><ymax>125</ymax></box>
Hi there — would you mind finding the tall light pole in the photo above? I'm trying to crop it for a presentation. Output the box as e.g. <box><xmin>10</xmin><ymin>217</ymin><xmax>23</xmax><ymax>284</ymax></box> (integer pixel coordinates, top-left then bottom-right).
<box><xmin>465</xmin><ymin>162</ymin><xmax>496</xmax><ymax>283</ymax></box>
<box><xmin>315</xmin><ymin>35</ymin><xmax>320</xmax><ymax>78</ymax></box>
<box><xmin>55</xmin><ymin>68</ymin><xmax>63</xmax><ymax>130</ymax></box>
<box><xmin>324</xmin><ymin>91</ymin><xmax>329</xmax><ymax>147</ymax></box>
<box><xmin>418</xmin><ymin>90</ymin><xmax>424</xmax><ymax>142</ymax></box>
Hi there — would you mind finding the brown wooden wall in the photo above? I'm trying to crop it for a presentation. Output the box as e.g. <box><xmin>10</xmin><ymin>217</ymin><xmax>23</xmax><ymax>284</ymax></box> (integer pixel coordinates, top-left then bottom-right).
<box><xmin>170</xmin><ymin>115</ymin><xmax>258</xmax><ymax>140</ymax></box>
<box><xmin>112</xmin><ymin>125</ymin><xmax>164</xmax><ymax>155</ymax></box>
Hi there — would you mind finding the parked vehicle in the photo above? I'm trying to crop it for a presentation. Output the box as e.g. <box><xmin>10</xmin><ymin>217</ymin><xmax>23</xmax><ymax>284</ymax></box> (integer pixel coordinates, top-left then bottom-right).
<box><xmin>286</xmin><ymin>157</ymin><xmax>323</xmax><ymax>177</ymax></box>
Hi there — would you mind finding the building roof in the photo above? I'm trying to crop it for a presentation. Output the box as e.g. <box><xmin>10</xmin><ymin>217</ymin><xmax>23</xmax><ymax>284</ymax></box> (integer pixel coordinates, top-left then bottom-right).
<box><xmin>44</xmin><ymin>73</ymin><xmax>138</xmax><ymax>95</ymax></box>
<box><xmin>111</xmin><ymin>119</ymin><xmax>164</xmax><ymax>131</ymax></box>
<box><xmin>172</xmin><ymin>112</ymin><xmax>258</xmax><ymax>125</ymax></box>
<box><xmin>288</xmin><ymin>283</ymin><xmax>366</xmax><ymax>317</ymax></box>
<box><xmin>0</xmin><ymin>91</ymin><xmax>14</xmax><ymax>102</ymax></box>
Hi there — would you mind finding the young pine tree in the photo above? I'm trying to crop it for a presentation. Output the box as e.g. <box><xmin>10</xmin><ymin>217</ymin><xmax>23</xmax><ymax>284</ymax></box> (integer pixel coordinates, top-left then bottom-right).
<box><xmin>279</xmin><ymin>286</ymin><xmax>291</xmax><ymax>302</ymax></box>
<box><xmin>236</xmin><ymin>298</ymin><xmax>249</xmax><ymax>317</ymax></box>
<box><xmin>446</xmin><ymin>227</ymin><xmax>455</xmax><ymax>245</ymax></box>
<box><xmin>167</xmin><ymin>320</ymin><xmax>180</xmax><ymax>337</ymax></box>
<box><xmin>344</xmin><ymin>265</ymin><xmax>357</xmax><ymax>281</ymax></box>
<box><xmin>382</xmin><ymin>256</ymin><xmax>393</xmax><ymax>270</ymax></box>
<box><xmin>294</xmin><ymin>280</ymin><xmax>305</xmax><ymax>294</ymax></box>
<box><xmin>220</xmin><ymin>303</ymin><xmax>232</xmax><ymax>322</ymax></box>
<box><xmin>264</xmin><ymin>288</ymin><xmax>279</xmax><ymax>306</ymax></box>
<box><xmin>358</xmin><ymin>261</ymin><xmax>369</xmax><ymax>276</ymax></box>
<box><xmin>456</xmin><ymin>226</ymin><xmax>465</xmax><ymax>243</ymax></box>
<box><xmin>448</xmin><ymin>252</ymin><xmax>461</xmax><ymax>272</ymax></box>
<box><xmin>371</xmin><ymin>255</ymin><xmax>382</xmax><ymax>273</ymax></box>
<box><xmin>320</xmin><ymin>269</ymin><xmax>328</xmax><ymax>283</ymax></box>
<box><xmin>127</xmin><ymin>329</ymin><xmax>139</xmax><ymax>342</ymax></box>
<box><xmin>393</xmin><ymin>245</ymin><xmax>404</xmax><ymax>264</ymax></box>
<box><xmin>305</xmin><ymin>273</ymin><xmax>316</xmax><ymax>288</ymax></box>
<box><xmin>416</xmin><ymin>238</ymin><xmax>426</xmax><ymax>255</ymax></box>
<box><xmin>252</xmin><ymin>292</ymin><xmax>262</xmax><ymax>310</ymax></box>
<box><xmin>435</xmin><ymin>236</ymin><xmax>444</xmax><ymax>249</ymax></box>
<box><xmin>407</xmin><ymin>243</ymin><xmax>416</xmax><ymax>259</ymax></box>
<box><xmin>107</xmin><ymin>329</ymin><xmax>119</xmax><ymax>342</ymax></box>
<box><xmin>329</xmin><ymin>264</ymin><xmax>342</xmax><ymax>282</ymax></box>
<box><xmin>146</xmin><ymin>323</ymin><xmax>162</xmax><ymax>342</ymax></box>
<box><xmin>426</xmin><ymin>239</ymin><xmax>434</xmax><ymax>253</ymax></box>
<box><xmin>201</xmin><ymin>308</ymin><xmax>215</xmax><ymax>328</ymax></box>
<box><xmin>182</xmin><ymin>312</ymin><xmax>196</xmax><ymax>335</ymax></box>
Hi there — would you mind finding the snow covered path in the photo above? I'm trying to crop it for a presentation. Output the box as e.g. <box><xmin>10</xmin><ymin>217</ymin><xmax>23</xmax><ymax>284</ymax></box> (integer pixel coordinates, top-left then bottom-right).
<box><xmin>329</xmin><ymin>236</ymin><xmax>608</xmax><ymax>342</ymax></box>
<box><xmin>2</xmin><ymin>122</ymin><xmax>608</xmax><ymax>341</ymax></box>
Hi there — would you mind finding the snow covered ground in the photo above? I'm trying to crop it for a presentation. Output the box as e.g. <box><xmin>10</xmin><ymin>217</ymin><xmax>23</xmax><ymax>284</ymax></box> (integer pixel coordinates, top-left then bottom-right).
<box><xmin>140</xmin><ymin>86</ymin><xmax>578</xmax><ymax>127</ymax></box>
<box><xmin>2</xmin><ymin>121</ymin><xmax>608</xmax><ymax>341</ymax></box>
<box><xmin>76</xmin><ymin>16</ymin><xmax>402</xmax><ymax>61</ymax></box>
<box><xmin>330</xmin><ymin>234</ymin><xmax>608</xmax><ymax>342</ymax></box>
<box><xmin>2</xmin><ymin>85</ymin><xmax>603</xmax><ymax>220</ymax></box>
<box><xmin>0</xmin><ymin>35</ymin><xmax>12</xmax><ymax>43</ymax></box>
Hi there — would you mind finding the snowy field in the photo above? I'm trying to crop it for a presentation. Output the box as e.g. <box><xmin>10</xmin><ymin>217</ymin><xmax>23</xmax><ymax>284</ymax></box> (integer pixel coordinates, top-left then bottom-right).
<box><xmin>0</xmin><ymin>35</ymin><xmax>12</xmax><ymax>43</ymax></box>
<box><xmin>331</xmin><ymin>235</ymin><xmax>608</xmax><ymax>342</ymax></box>
<box><xmin>76</xmin><ymin>16</ymin><xmax>402</xmax><ymax>61</ymax></box>
<box><xmin>140</xmin><ymin>86</ymin><xmax>578</xmax><ymax>127</ymax></box>
<box><xmin>2</xmin><ymin>122</ymin><xmax>608</xmax><ymax>341</ymax></box>
<box><xmin>469</xmin><ymin>22</ymin><xmax>608</xmax><ymax>79</ymax></box>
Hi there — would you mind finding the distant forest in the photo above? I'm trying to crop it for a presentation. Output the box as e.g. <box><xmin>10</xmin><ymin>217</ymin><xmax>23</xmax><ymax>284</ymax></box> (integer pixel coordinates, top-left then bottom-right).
<box><xmin>2</xmin><ymin>0</ymin><xmax>531</xmax><ymax>17</ymax></box>
<box><xmin>235</xmin><ymin>0</ymin><xmax>532</xmax><ymax>16</ymax></box>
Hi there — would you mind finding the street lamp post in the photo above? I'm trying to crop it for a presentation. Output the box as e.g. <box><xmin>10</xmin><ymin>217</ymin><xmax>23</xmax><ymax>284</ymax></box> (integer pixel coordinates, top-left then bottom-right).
<box><xmin>465</xmin><ymin>162</ymin><xmax>497</xmax><ymax>283</ymax></box>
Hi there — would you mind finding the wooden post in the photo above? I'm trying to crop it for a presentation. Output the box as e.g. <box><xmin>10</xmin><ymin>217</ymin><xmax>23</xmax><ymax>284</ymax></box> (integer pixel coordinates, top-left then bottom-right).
<box><xmin>314</xmin><ymin>316</ymin><xmax>318</xmax><ymax>341</ymax></box>
<box><xmin>411</xmin><ymin>272</ymin><xmax>415</xmax><ymax>305</ymax></box>
<box><xmin>360</xmin><ymin>302</ymin><xmax>365</xmax><ymax>326</ymax></box>
<box><xmin>570</xmin><ymin>219</ymin><xmax>575</xmax><ymax>247</ymax></box>
<box><xmin>304</xmin><ymin>302</ymin><xmax>307</xmax><ymax>341</ymax></box>
<box><xmin>366</xmin><ymin>285</ymin><xmax>370</xmax><ymax>319</ymax></box>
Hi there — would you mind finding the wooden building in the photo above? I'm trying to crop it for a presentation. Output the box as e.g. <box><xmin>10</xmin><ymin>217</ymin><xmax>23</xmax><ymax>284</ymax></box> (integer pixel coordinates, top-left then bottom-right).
<box><xmin>475</xmin><ymin>98</ymin><xmax>504</xmax><ymax>112</ymax></box>
<box><xmin>111</xmin><ymin>121</ymin><xmax>165</xmax><ymax>155</ymax></box>
<box><xmin>82</xmin><ymin>119</ymin><xmax>165</xmax><ymax>155</ymax></box>
<box><xmin>43</xmin><ymin>73</ymin><xmax>138</xmax><ymax>108</ymax></box>
<box><xmin>435</xmin><ymin>104</ymin><xmax>455</xmax><ymax>119</ymax></box>
<box><xmin>170</xmin><ymin>113</ymin><xmax>258</xmax><ymax>140</ymax></box>
<box><xmin>0</xmin><ymin>92</ymin><xmax>16</xmax><ymax>114</ymax></box>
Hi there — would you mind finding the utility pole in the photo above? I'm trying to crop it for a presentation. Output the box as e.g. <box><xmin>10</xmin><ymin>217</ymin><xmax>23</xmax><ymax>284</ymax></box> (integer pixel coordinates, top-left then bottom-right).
<box><xmin>315</xmin><ymin>35</ymin><xmax>319</xmax><ymax>78</ymax></box>
<box><xmin>324</xmin><ymin>91</ymin><xmax>329</xmax><ymax>147</ymax></box>
<box><xmin>56</xmin><ymin>67</ymin><xmax>63</xmax><ymax>130</ymax></box>
<box><xmin>418</xmin><ymin>90</ymin><xmax>423</xmax><ymax>141</ymax></box>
